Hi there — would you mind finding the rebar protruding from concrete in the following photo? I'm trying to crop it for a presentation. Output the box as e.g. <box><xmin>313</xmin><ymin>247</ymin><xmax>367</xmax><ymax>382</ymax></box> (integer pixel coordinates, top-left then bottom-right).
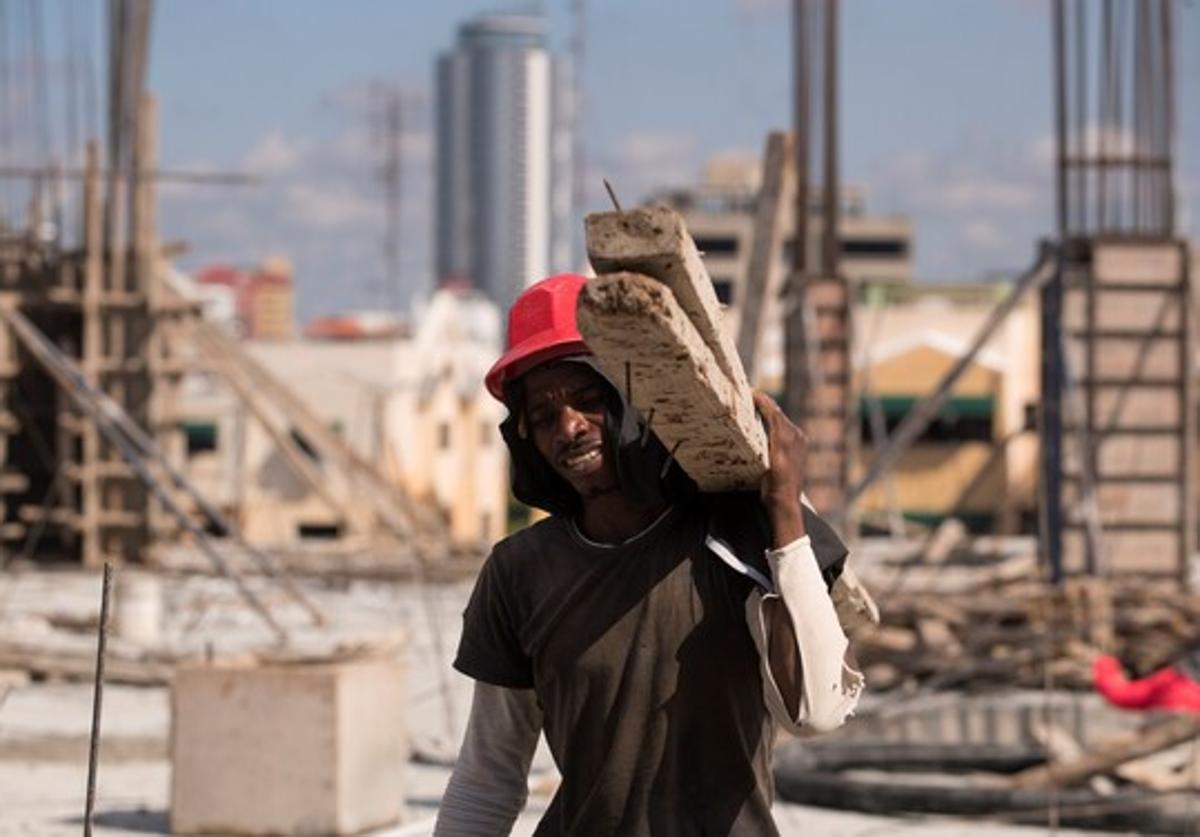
<box><xmin>84</xmin><ymin>563</ymin><xmax>113</xmax><ymax>837</ymax></box>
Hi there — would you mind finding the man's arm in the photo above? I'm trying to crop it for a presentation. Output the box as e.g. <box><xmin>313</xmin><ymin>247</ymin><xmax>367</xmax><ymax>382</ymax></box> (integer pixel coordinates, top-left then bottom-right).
<box><xmin>434</xmin><ymin>681</ymin><xmax>542</xmax><ymax>835</ymax></box>
<box><xmin>749</xmin><ymin>392</ymin><xmax>863</xmax><ymax>735</ymax></box>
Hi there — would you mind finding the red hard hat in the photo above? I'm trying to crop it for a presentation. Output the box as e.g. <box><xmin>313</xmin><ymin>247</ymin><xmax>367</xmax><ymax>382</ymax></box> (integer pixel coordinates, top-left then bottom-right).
<box><xmin>485</xmin><ymin>274</ymin><xmax>591</xmax><ymax>400</ymax></box>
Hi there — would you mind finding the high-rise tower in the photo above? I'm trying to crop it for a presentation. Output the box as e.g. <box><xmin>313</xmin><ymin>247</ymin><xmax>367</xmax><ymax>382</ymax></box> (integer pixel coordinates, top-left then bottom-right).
<box><xmin>435</xmin><ymin>13</ymin><xmax>573</xmax><ymax>310</ymax></box>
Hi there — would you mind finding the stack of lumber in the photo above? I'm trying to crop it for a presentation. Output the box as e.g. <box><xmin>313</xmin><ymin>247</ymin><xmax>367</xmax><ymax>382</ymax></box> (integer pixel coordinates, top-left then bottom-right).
<box><xmin>852</xmin><ymin>574</ymin><xmax>1200</xmax><ymax>692</ymax></box>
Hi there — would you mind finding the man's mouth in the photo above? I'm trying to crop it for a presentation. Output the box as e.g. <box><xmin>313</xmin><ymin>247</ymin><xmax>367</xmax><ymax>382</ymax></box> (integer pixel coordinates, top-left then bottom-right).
<box><xmin>559</xmin><ymin>441</ymin><xmax>603</xmax><ymax>473</ymax></box>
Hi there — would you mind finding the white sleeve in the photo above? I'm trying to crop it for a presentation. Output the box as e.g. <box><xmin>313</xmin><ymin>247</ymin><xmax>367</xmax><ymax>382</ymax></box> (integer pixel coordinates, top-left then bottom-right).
<box><xmin>434</xmin><ymin>681</ymin><xmax>543</xmax><ymax>836</ymax></box>
<box><xmin>746</xmin><ymin>535</ymin><xmax>865</xmax><ymax>736</ymax></box>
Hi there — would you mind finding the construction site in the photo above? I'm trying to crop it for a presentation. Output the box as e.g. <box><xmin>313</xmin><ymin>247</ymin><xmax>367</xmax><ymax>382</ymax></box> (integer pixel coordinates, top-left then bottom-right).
<box><xmin>1</xmin><ymin>0</ymin><xmax>1199</xmax><ymax>835</ymax></box>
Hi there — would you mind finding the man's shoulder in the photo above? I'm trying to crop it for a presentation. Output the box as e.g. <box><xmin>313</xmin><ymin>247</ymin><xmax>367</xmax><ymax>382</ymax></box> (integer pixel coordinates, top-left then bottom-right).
<box><xmin>489</xmin><ymin>514</ymin><xmax>569</xmax><ymax>566</ymax></box>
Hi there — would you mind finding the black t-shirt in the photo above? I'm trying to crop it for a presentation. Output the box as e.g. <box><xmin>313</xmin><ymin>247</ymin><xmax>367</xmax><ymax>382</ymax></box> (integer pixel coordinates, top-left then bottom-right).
<box><xmin>454</xmin><ymin>497</ymin><xmax>781</xmax><ymax>836</ymax></box>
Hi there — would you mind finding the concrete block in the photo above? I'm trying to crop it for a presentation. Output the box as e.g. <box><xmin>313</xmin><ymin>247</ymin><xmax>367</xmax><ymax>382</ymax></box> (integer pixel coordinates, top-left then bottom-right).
<box><xmin>585</xmin><ymin>205</ymin><xmax>755</xmax><ymax>413</ymax></box>
<box><xmin>577</xmin><ymin>271</ymin><xmax>768</xmax><ymax>491</ymax></box>
<box><xmin>1064</xmin><ymin>290</ymin><xmax>1180</xmax><ymax>331</ymax></box>
<box><xmin>1093</xmin><ymin>242</ymin><xmax>1182</xmax><ymax>285</ymax></box>
<box><xmin>1063</xmin><ymin>530</ymin><xmax>1179</xmax><ymax>576</ymax></box>
<box><xmin>170</xmin><ymin>656</ymin><xmax>406</xmax><ymax>835</ymax></box>
<box><xmin>1064</xmin><ymin>435</ymin><xmax>1180</xmax><ymax>478</ymax></box>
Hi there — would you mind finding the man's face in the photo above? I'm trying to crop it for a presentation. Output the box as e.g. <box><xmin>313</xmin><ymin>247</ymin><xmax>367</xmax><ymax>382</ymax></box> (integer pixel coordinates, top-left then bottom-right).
<box><xmin>521</xmin><ymin>362</ymin><xmax>619</xmax><ymax>499</ymax></box>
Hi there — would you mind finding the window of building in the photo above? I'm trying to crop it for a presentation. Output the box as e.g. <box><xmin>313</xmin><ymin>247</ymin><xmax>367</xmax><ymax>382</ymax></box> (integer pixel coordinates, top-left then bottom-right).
<box><xmin>182</xmin><ymin>421</ymin><xmax>218</xmax><ymax>457</ymax></box>
<box><xmin>782</xmin><ymin>237</ymin><xmax>910</xmax><ymax>261</ymax></box>
<box><xmin>711</xmin><ymin>278</ymin><xmax>734</xmax><ymax>305</ymax></box>
<box><xmin>858</xmin><ymin>395</ymin><xmax>993</xmax><ymax>444</ymax></box>
<box><xmin>842</xmin><ymin>238</ymin><xmax>908</xmax><ymax>258</ymax></box>
<box><xmin>439</xmin><ymin>422</ymin><xmax>451</xmax><ymax>450</ymax></box>
<box><xmin>693</xmin><ymin>235</ymin><xmax>739</xmax><ymax>256</ymax></box>
<box><xmin>289</xmin><ymin>428</ymin><xmax>321</xmax><ymax>463</ymax></box>
<box><xmin>298</xmin><ymin>522</ymin><xmax>343</xmax><ymax>540</ymax></box>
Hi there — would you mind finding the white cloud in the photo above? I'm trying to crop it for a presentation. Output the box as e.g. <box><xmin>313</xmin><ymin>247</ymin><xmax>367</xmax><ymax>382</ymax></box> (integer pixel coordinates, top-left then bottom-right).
<box><xmin>242</xmin><ymin>132</ymin><xmax>306</xmax><ymax>175</ymax></box>
<box><xmin>963</xmin><ymin>218</ymin><xmax>1006</xmax><ymax>250</ymax></box>
<box><xmin>590</xmin><ymin>130</ymin><xmax>701</xmax><ymax>208</ymax></box>
<box><xmin>731</xmin><ymin>0</ymin><xmax>787</xmax><ymax>15</ymax></box>
<box><xmin>159</xmin><ymin>94</ymin><xmax>437</xmax><ymax>322</ymax></box>
<box><xmin>865</xmin><ymin>132</ymin><xmax>1053</xmax><ymax>279</ymax></box>
<box><xmin>285</xmin><ymin>182</ymin><xmax>376</xmax><ymax>230</ymax></box>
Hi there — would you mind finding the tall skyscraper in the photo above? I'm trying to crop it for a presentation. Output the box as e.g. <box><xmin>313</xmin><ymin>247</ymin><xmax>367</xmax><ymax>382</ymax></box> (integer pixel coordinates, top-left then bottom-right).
<box><xmin>435</xmin><ymin>13</ymin><xmax>573</xmax><ymax>310</ymax></box>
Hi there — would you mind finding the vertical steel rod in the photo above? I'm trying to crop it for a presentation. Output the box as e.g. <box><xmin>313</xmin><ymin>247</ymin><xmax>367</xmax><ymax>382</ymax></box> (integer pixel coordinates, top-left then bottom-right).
<box><xmin>784</xmin><ymin>0</ymin><xmax>810</xmax><ymax>424</ymax></box>
<box><xmin>83</xmin><ymin>562</ymin><xmax>114</xmax><ymax>837</ymax></box>
<box><xmin>1159</xmin><ymin>0</ymin><xmax>1175</xmax><ymax>235</ymax></box>
<box><xmin>821</xmin><ymin>0</ymin><xmax>839</xmax><ymax>279</ymax></box>
<box><xmin>1053</xmin><ymin>0</ymin><xmax>1068</xmax><ymax>239</ymax></box>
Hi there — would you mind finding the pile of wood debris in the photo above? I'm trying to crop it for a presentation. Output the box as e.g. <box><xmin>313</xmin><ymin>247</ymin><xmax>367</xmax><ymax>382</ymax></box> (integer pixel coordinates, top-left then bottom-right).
<box><xmin>852</xmin><ymin>570</ymin><xmax>1200</xmax><ymax>693</ymax></box>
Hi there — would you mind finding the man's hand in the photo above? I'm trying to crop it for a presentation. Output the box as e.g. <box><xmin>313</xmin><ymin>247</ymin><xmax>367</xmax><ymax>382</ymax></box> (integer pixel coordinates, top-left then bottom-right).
<box><xmin>751</xmin><ymin>390</ymin><xmax>807</xmax><ymax>548</ymax></box>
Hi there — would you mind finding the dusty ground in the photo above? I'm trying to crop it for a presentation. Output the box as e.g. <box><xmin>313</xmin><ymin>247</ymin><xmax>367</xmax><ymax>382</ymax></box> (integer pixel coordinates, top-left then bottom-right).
<box><xmin>0</xmin><ymin>564</ymin><xmax>1119</xmax><ymax>836</ymax></box>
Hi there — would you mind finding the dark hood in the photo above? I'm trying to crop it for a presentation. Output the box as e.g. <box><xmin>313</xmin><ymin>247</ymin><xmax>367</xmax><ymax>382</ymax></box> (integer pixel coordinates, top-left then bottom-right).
<box><xmin>499</xmin><ymin>356</ymin><xmax>696</xmax><ymax>516</ymax></box>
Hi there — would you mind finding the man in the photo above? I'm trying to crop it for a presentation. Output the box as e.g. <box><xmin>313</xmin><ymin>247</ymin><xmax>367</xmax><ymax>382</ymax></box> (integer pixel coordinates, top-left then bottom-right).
<box><xmin>435</xmin><ymin>274</ymin><xmax>862</xmax><ymax>835</ymax></box>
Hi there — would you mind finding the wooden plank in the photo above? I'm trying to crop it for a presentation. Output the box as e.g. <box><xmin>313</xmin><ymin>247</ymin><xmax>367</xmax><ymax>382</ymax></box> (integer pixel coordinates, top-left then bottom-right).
<box><xmin>1012</xmin><ymin>714</ymin><xmax>1200</xmax><ymax>790</ymax></box>
<box><xmin>735</xmin><ymin>131</ymin><xmax>791</xmax><ymax>381</ymax></box>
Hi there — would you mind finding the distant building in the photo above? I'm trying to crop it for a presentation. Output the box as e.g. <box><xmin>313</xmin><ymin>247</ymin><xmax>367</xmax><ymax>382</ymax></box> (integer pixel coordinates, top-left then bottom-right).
<box><xmin>181</xmin><ymin>287</ymin><xmax>508</xmax><ymax>548</ymax></box>
<box><xmin>434</xmin><ymin>12</ymin><xmax>574</xmax><ymax>310</ymax></box>
<box><xmin>654</xmin><ymin>155</ymin><xmax>912</xmax><ymax>391</ymax></box>
<box><xmin>852</xmin><ymin>286</ymin><xmax>1041</xmax><ymax>535</ymax></box>
<box><xmin>304</xmin><ymin>311</ymin><xmax>409</xmax><ymax>341</ymax></box>
<box><xmin>194</xmin><ymin>257</ymin><xmax>296</xmax><ymax>340</ymax></box>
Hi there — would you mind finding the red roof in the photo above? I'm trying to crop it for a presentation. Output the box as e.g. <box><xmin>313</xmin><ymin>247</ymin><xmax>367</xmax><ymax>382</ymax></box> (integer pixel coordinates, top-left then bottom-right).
<box><xmin>195</xmin><ymin>265</ymin><xmax>243</xmax><ymax>287</ymax></box>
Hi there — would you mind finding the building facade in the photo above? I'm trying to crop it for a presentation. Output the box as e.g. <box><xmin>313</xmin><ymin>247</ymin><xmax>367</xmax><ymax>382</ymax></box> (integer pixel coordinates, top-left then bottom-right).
<box><xmin>434</xmin><ymin>12</ymin><xmax>573</xmax><ymax>310</ymax></box>
<box><xmin>192</xmin><ymin>257</ymin><xmax>296</xmax><ymax>340</ymax></box>
<box><xmin>181</xmin><ymin>287</ymin><xmax>509</xmax><ymax>548</ymax></box>
<box><xmin>853</xmin><ymin>288</ymin><xmax>1041</xmax><ymax>535</ymax></box>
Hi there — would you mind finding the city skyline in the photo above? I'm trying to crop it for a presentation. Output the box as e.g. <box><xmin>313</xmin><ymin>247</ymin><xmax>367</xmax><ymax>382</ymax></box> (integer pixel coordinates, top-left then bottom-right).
<box><xmin>128</xmin><ymin>1</ymin><xmax>1200</xmax><ymax>322</ymax></box>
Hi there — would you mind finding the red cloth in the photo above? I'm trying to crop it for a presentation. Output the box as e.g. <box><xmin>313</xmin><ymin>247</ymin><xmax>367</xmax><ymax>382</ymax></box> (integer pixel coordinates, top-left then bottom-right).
<box><xmin>1093</xmin><ymin>654</ymin><xmax>1200</xmax><ymax>713</ymax></box>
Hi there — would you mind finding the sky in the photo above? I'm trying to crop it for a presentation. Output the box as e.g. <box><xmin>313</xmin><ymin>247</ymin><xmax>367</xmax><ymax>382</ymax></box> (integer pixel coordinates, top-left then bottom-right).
<box><xmin>40</xmin><ymin>0</ymin><xmax>1200</xmax><ymax>323</ymax></box>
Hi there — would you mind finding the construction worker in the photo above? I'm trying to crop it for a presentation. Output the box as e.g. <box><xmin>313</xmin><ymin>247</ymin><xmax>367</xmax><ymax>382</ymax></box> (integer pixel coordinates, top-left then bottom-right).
<box><xmin>435</xmin><ymin>274</ymin><xmax>863</xmax><ymax>835</ymax></box>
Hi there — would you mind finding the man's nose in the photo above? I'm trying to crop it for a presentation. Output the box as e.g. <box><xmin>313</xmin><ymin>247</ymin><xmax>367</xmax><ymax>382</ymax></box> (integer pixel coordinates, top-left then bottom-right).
<box><xmin>556</xmin><ymin>404</ymin><xmax>588</xmax><ymax>440</ymax></box>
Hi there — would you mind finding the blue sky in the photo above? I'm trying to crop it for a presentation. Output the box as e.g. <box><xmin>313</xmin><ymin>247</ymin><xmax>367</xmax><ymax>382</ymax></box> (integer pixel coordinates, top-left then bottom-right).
<box><xmin>122</xmin><ymin>0</ymin><xmax>1199</xmax><ymax>321</ymax></box>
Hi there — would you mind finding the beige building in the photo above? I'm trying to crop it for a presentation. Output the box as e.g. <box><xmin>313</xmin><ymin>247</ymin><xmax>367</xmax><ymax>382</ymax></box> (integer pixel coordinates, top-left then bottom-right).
<box><xmin>181</xmin><ymin>287</ymin><xmax>508</xmax><ymax>548</ymax></box>
<box><xmin>852</xmin><ymin>286</ymin><xmax>1041</xmax><ymax>534</ymax></box>
<box><xmin>660</xmin><ymin>155</ymin><xmax>1043</xmax><ymax>534</ymax></box>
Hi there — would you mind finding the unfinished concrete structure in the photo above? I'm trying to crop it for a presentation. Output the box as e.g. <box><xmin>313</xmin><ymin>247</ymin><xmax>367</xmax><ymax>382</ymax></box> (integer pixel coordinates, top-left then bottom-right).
<box><xmin>785</xmin><ymin>0</ymin><xmax>854</xmax><ymax>518</ymax></box>
<box><xmin>0</xmin><ymin>91</ymin><xmax>183</xmax><ymax>567</ymax></box>
<box><xmin>1045</xmin><ymin>0</ymin><xmax>1195</xmax><ymax>583</ymax></box>
<box><xmin>0</xmin><ymin>2</ymin><xmax>450</xmax><ymax>571</ymax></box>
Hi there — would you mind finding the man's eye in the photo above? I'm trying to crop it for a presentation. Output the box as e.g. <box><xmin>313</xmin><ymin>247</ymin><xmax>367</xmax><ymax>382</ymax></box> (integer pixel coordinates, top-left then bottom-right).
<box><xmin>576</xmin><ymin>391</ymin><xmax>605</xmax><ymax>412</ymax></box>
<box><xmin>528</xmin><ymin>411</ymin><xmax>553</xmax><ymax>429</ymax></box>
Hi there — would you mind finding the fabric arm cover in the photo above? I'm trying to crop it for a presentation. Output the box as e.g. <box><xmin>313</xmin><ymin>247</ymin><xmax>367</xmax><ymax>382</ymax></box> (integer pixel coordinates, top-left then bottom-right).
<box><xmin>747</xmin><ymin>535</ymin><xmax>864</xmax><ymax>735</ymax></box>
<box><xmin>434</xmin><ymin>681</ymin><xmax>543</xmax><ymax>836</ymax></box>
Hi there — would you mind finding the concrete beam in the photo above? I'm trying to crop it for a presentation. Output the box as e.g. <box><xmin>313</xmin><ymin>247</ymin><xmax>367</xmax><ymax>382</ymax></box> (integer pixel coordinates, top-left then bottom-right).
<box><xmin>577</xmin><ymin>271</ymin><xmax>768</xmax><ymax>492</ymax></box>
<box><xmin>586</xmin><ymin>204</ymin><xmax>755</xmax><ymax>406</ymax></box>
